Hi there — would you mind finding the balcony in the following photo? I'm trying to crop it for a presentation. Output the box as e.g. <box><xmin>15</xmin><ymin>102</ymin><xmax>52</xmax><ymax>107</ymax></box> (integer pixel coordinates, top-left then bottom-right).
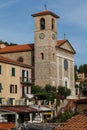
<box><xmin>20</xmin><ymin>77</ymin><xmax>32</xmax><ymax>85</ymax></box>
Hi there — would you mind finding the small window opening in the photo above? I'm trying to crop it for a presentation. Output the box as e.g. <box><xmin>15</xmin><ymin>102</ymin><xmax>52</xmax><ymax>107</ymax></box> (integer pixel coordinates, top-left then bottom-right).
<box><xmin>52</xmin><ymin>18</ymin><xmax>55</xmax><ymax>30</ymax></box>
<box><xmin>41</xmin><ymin>53</ymin><xmax>44</xmax><ymax>60</ymax></box>
<box><xmin>17</xmin><ymin>57</ymin><xmax>24</xmax><ymax>62</ymax></box>
<box><xmin>40</xmin><ymin>18</ymin><xmax>45</xmax><ymax>30</ymax></box>
<box><xmin>65</xmin><ymin>81</ymin><xmax>67</xmax><ymax>87</ymax></box>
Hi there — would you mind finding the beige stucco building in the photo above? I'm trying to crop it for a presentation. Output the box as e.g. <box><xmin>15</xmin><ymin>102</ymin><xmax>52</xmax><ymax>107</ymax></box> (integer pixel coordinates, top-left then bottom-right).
<box><xmin>0</xmin><ymin>9</ymin><xmax>76</xmax><ymax>97</ymax></box>
<box><xmin>0</xmin><ymin>56</ymin><xmax>31</xmax><ymax>105</ymax></box>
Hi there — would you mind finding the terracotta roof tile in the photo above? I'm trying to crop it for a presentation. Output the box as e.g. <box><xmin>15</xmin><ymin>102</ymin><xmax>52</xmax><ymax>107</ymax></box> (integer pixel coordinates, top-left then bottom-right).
<box><xmin>56</xmin><ymin>114</ymin><xmax>87</xmax><ymax>130</ymax></box>
<box><xmin>56</xmin><ymin>40</ymin><xmax>76</xmax><ymax>54</ymax></box>
<box><xmin>57</xmin><ymin>40</ymin><xmax>66</xmax><ymax>46</ymax></box>
<box><xmin>32</xmin><ymin>10</ymin><xmax>60</xmax><ymax>18</ymax></box>
<box><xmin>0</xmin><ymin>44</ymin><xmax>34</xmax><ymax>53</ymax></box>
<box><xmin>0</xmin><ymin>55</ymin><xmax>31</xmax><ymax>68</ymax></box>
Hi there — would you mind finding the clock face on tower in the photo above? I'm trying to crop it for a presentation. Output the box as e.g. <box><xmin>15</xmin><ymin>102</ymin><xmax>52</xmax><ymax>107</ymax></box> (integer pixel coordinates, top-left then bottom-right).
<box><xmin>39</xmin><ymin>33</ymin><xmax>45</xmax><ymax>39</ymax></box>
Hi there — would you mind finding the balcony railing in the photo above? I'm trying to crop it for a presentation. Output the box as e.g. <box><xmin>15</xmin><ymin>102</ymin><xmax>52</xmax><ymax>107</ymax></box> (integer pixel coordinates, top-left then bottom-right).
<box><xmin>20</xmin><ymin>77</ymin><xmax>32</xmax><ymax>84</ymax></box>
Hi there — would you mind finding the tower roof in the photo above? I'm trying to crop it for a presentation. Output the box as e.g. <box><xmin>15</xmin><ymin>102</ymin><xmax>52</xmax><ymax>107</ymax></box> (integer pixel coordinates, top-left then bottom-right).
<box><xmin>32</xmin><ymin>10</ymin><xmax>60</xmax><ymax>18</ymax></box>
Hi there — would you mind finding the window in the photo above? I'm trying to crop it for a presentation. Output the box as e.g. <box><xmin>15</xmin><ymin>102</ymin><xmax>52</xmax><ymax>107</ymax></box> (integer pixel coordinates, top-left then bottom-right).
<box><xmin>12</xmin><ymin>67</ymin><xmax>15</xmax><ymax>76</ymax></box>
<box><xmin>65</xmin><ymin>81</ymin><xmax>67</xmax><ymax>87</ymax></box>
<box><xmin>22</xmin><ymin>70</ymin><xmax>29</xmax><ymax>82</ymax></box>
<box><xmin>0</xmin><ymin>65</ymin><xmax>2</xmax><ymax>74</ymax></box>
<box><xmin>15</xmin><ymin>85</ymin><xmax>17</xmax><ymax>93</ymax></box>
<box><xmin>22</xmin><ymin>70</ymin><xmax>25</xmax><ymax>82</ymax></box>
<box><xmin>22</xmin><ymin>86</ymin><xmax>30</xmax><ymax>96</ymax></box>
<box><xmin>8</xmin><ymin>98</ymin><xmax>14</xmax><ymax>105</ymax></box>
<box><xmin>10</xmin><ymin>84</ymin><xmax>14</xmax><ymax>93</ymax></box>
<box><xmin>17</xmin><ymin>57</ymin><xmax>24</xmax><ymax>62</ymax></box>
<box><xmin>0</xmin><ymin>98</ymin><xmax>2</xmax><ymax>104</ymax></box>
<box><xmin>0</xmin><ymin>83</ymin><xmax>2</xmax><ymax>93</ymax></box>
<box><xmin>40</xmin><ymin>18</ymin><xmax>45</xmax><ymax>30</ymax></box>
<box><xmin>10</xmin><ymin>84</ymin><xmax>17</xmax><ymax>93</ymax></box>
<box><xmin>41</xmin><ymin>53</ymin><xmax>44</xmax><ymax>60</ymax></box>
<box><xmin>52</xmin><ymin>18</ymin><xmax>55</xmax><ymax>30</ymax></box>
<box><xmin>64</xmin><ymin>59</ymin><xmax>68</xmax><ymax>70</ymax></box>
<box><xmin>26</xmin><ymin>71</ymin><xmax>28</xmax><ymax>82</ymax></box>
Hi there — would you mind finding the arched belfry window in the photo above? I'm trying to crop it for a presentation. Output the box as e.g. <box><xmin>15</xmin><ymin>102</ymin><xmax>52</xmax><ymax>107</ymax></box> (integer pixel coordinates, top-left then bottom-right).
<box><xmin>40</xmin><ymin>18</ymin><xmax>45</xmax><ymax>30</ymax></box>
<box><xmin>52</xmin><ymin>18</ymin><xmax>55</xmax><ymax>30</ymax></box>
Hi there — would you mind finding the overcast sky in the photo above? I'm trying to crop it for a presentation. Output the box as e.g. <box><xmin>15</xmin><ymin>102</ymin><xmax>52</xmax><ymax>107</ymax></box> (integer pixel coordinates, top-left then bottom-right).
<box><xmin>0</xmin><ymin>0</ymin><xmax>87</xmax><ymax>66</ymax></box>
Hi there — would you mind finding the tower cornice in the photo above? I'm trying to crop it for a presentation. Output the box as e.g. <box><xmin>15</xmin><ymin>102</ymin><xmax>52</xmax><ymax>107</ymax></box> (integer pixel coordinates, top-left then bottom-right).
<box><xmin>32</xmin><ymin>10</ymin><xmax>60</xmax><ymax>18</ymax></box>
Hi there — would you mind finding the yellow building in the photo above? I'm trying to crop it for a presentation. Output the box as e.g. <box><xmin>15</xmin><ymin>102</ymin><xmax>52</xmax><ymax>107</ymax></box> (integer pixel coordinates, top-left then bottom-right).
<box><xmin>0</xmin><ymin>55</ymin><xmax>32</xmax><ymax>105</ymax></box>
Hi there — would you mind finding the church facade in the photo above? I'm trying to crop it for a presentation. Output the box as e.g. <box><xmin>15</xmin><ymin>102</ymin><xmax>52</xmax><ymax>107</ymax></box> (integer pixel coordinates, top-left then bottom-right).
<box><xmin>0</xmin><ymin>10</ymin><xmax>76</xmax><ymax>96</ymax></box>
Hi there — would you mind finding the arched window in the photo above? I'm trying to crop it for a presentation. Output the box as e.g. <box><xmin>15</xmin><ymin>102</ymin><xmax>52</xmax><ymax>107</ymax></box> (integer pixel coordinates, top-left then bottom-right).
<box><xmin>40</xmin><ymin>18</ymin><xmax>45</xmax><ymax>30</ymax></box>
<box><xmin>40</xmin><ymin>53</ymin><xmax>44</xmax><ymax>60</ymax></box>
<box><xmin>17</xmin><ymin>57</ymin><xmax>24</xmax><ymax>62</ymax></box>
<box><xmin>52</xmin><ymin>18</ymin><xmax>55</xmax><ymax>30</ymax></box>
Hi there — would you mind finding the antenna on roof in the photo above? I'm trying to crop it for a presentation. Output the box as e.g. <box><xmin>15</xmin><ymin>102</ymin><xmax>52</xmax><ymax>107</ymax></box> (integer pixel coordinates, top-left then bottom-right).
<box><xmin>44</xmin><ymin>4</ymin><xmax>47</xmax><ymax>10</ymax></box>
<box><xmin>64</xmin><ymin>33</ymin><xmax>66</xmax><ymax>40</ymax></box>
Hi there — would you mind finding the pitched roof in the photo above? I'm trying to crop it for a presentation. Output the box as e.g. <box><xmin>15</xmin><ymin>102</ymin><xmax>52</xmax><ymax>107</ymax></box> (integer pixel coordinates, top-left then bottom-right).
<box><xmin>0</xmin><ymin>44</ymin><xmax>34</xmax><ymax>54</ymax></box>
<box><xmin>57</xmin><ymin>39</ymin><xmax>76</xmax><ymax>54</ymax></box>
<box><xmin>56</xmin><ymin>114</ymin><xmax>87</xmax><ymax>130</ymax></box>
<box><xmin>32</xmin><ymin>10</ymin><xmax>60</xmax><ymax>18</ymax></box>
<box><xmin>0</xmin><ymin>55</ymin><xmax>31</xmax><ymax>68</ymax></box>
<box><xmin>57</xmin><ymin>40</ymin><xmax>66</xmax><ymax>46</ymax></box>
<box><xmin>0</xmin><ymin>40</ymin><xmax>75</xmax><ymax>54</ymax></box>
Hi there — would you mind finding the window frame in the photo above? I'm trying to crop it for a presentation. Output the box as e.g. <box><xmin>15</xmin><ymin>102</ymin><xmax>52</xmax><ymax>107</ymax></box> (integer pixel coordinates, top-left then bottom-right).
<box><xmin>12</xmin><ymin>67</ymin><xmax>15</xmax><ymax>76</ymax></box>
<box><xmin>0</xmin><ymin>65</ymin><xmax>2</xmax><ymax>74</ymax></box>
<box><xmin>40</xmin><ymin>18</ymin><xmax>45</xmax><ymax>30</ymax></box>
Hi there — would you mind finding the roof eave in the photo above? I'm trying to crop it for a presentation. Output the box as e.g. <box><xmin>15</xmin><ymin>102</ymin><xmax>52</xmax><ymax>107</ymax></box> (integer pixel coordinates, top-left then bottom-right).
<box><xmin>32</xmin><ymin>10</ymin><xmax>60</xmax><ymax>18</ymax></box>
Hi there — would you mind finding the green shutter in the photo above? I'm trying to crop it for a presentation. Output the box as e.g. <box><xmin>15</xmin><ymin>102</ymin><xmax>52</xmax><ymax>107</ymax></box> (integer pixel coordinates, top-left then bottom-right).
<box><xmin>0</xmin><ymin>83</ymin><xmax>2</xmax><ymax>92</ymax></box>
<box><xmin>0</xmin><ymin>65</ymin><xmax>2</xmax><ymax>74</ymax></box>
<box><xmin>12</xmin><ymin>68</ymin><xmax>15</xmax><ymax>76</ymax></box>
<box><xmin>22</xmin><ymin>70</ymin><xmax>25</xmax><ymax>81</ymax></box>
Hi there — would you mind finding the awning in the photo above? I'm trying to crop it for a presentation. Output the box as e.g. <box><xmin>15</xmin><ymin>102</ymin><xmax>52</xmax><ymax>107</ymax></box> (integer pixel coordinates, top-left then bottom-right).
<box><xmin>26</xmin><ymin>94</ymin><xmax>34</xmax><ymax>99</ymax></box>
<box><xmin>0</xmin><ymin>106</ymin><xmax>36</xmax><ymax>113</ymax></box>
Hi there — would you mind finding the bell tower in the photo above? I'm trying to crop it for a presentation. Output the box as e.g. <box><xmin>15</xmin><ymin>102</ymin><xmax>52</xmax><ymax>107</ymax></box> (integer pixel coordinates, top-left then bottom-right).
<box><xmin>32</xmin><ymin>10</ymin><xmax>60</xmax><ymax>87</ymax></box>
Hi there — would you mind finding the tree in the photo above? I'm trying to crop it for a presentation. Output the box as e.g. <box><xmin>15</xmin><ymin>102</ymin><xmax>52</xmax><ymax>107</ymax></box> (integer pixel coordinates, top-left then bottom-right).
<box><xmin>31</xmin><ymin>84</ymin><xmax>57</xmax><ymax>103</ymax></box>
<box><xmin>74</xmin><ymin>65</ymin><xmax>78</xmax><ymax>81</ymax></box>
<box><xmin>58</xmin><ymin>86</ymin><xmax>71</xmax><ymax>99</ymax></box>
<box><xmin>80</xmin><ymin>80</ymin><xmax>87</xmax><ymax>96</ymax></box>
<box><xmin>78</xmin><ymin>65</ymin><xmax>84</xmax><ymax>73</ymax></box>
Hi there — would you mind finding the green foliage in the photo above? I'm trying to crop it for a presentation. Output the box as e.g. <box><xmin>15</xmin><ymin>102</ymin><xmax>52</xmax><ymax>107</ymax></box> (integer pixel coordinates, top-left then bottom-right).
<box><xmin>31</xmin><ymin>84</ymin><xmax>42</xmax><ymax>94</ymax></box>
<box><xmin>0</xmin><ymin>40</ymin><xmax>17</xmax><ymax>46</ymax></box>
<box><xmin>76</xmin><ymin>64</ymin><xmax>87</xmax><ymax>74</ymax></box>
<box><xmin>58</xmin><ymin>86</ymin><xmax>71</xmax><ymax>99</ymax></box>
<box><xmin>74</xmin><ymin>65</ymin><xmax>78</xmax><ymax>81</ymax></box>
<box><xmin>31</xmin><ymin>84</ymin><xmax>57</xmax><ymax>103</ymax></box>
<box><xmin>79</xmin><ymin>80</ymin><xmax>87</xmax><ymax>96</ymax></box>
<box><xmin>45</xmin><ymin>84</ymin><xmax>56</xmax><ymax>92</ymax></box>
<box><xmin>57</xmin><ymin>111</ymin><xmax>78</xmax><ymax>123</ymax></box>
